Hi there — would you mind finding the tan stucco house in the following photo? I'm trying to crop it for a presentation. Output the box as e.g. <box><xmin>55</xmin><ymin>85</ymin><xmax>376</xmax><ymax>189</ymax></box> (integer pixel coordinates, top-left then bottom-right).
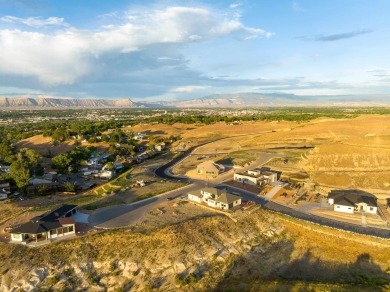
<box><xmin>196</xmin><ymin>160</ymin><xmax>225</xmax><ymax>176</ymax></box>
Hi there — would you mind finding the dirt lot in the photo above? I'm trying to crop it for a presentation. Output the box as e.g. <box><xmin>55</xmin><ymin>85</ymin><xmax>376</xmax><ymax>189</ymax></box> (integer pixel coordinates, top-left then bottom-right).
<box><xmin>16</xmin><ymin>135</ymin><xmax>110</xmax><ymax>156</ymax></box>
<box><xmin>129</xmin><ymin>199</ymin><xmax>221</xmax><ymax>233</ymax></box>
<box><xmin>312</xmin><ymin>209</ymin><xmax>388</xmax><ymax>227</ymax></box>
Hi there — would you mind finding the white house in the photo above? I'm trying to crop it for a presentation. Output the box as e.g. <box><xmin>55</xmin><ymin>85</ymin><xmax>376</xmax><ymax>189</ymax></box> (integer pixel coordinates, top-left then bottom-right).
<box><xmin>100</xmin><ymin>169</ymin><xmax>115</xmax><ymax>180</ymax></box>
<box><xmin>155</xmin><ymin>142</ymin><xmax>166</xmax><ymax>152</ymax></box>
<box><xmin>10</xmin><ymin>205</ymin><xmax>77</xmax><ymax>245</ymax></box>
<box><xmin>188</xmin><ymin>187</ymin><xmax>241</xmax><ymax>210</ymax></box>
<box><xmin>134</xmin><ymin>133</ymin><xmax>146</xmax><ymax>141</ymax></box>
<box><xmin>0</xmin><ymin>190</ymin><xmax>9</xmax><ymax>200</ymax></box>
<box><xmin>327</xmin><ymin>190</ymin><xmax>378</xmax><ymax>214</ymax></box>
<box><xmin>0</xmin><ymin>165</ymin><xmax>10</xmax><ymax>173</ymax></box>
<box><xmin>234</xmin><ymin>168</ymin><xmax>278</xmax><ymax>186</ymax></box>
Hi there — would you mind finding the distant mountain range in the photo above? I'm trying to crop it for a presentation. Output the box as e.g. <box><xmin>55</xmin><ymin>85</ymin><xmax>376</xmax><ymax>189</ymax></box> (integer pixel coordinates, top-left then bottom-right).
<box><xmin>1</xmin><ymin>93</ymin><xmax>390</xmax><ymax>109</ymax></box>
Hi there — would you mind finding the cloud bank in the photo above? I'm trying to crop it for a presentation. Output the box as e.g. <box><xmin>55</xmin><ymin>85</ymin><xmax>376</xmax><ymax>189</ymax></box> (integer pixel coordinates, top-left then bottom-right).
<box><xmin>0</xmin><ymin>6</ymin><xmax>271</xmax><ymax>90</ymax></box>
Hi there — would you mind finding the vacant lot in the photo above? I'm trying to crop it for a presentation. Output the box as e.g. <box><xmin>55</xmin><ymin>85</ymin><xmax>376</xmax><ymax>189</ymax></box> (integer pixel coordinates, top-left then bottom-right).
<box><xmin>16</xmin><ymin>135</ymin><xmax>111</xmax><ymax>156</ymax></box>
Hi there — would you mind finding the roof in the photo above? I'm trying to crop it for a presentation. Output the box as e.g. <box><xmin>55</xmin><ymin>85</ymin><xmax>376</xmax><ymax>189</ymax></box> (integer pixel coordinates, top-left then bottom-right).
<box><xmin>328</xmin><ymin>190</ymin><xmax>377</xmax><ymax>207</ymax></box>
<box><xmin>202</xmin><ymin>187</ymin><xmax>226</xmax><ymax>197</ymax></box>
<box><xmin>10</xmin><ymin>204</ymin><xmax>77</xmax><ymax>235</ymax></box>
<box><xmin>11</xmin><ymin>219</ymin><xmax>62</xmax><ymax>234</ymax></box>
<box><xmin>201</xmin><ymin>187</ymin><xmax>241</xmax><ymax>204</ymax></box>
<box><xmin>218</xmin><ymin>192</ymin><xmax>241</xmax><ymax>204</ymax></box>
<box><xmin>197</xmin><ymin>160</ymin><xmax>221</xmax><ymax>172</ymax></box>
<box><xmin>235</xmin><ymin>172</ymin><xmax>262</xmax><ymax>179</ymax></box>
<box><xmin>188</xmin><ymin>190</ymin><xmax>203</xmax><ymax>198</ymax></box>
<box><xmin>58</xmin><ymin>217</ymin><xmax>75</xmax><ymax>225</ymax></box>
<box><xmin>39</xmin><ymin>204</ymin><xmax>77</xmax><ymax>222</ymax></box>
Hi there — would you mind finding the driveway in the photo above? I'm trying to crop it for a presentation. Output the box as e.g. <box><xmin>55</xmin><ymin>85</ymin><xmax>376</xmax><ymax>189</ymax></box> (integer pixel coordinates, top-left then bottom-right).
<box><xmin>264</xmin><ymin>186</ymin><xmax>281</xmax><ymax>200</ymax></box>
<box><xmin>88</xmin><ymin>182</ymin><xmax>203</xmax><ymax>228</ymax></box>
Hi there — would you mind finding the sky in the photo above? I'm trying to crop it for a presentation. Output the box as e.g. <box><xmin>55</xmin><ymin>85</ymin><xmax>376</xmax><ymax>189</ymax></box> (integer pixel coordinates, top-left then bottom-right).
<box><xmin>0</xmin><ymin>0</ymin><xmax>390</xmax><ymax>101</ymax></box>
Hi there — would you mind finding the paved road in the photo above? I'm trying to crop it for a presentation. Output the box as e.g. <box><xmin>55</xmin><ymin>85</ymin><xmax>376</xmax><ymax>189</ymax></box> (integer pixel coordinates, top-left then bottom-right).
<box><xmin>88</xmin><ymin>182</ymin><xmax>204</xmax><ymax>228</ymax></box>
<box><xmin>89</xmin><ymin>133</ymin><xmax>390</xmax><ymax>238</ymax></box>
<box><xmin>154</xmin><ymin>132</ymin><xmax>275</xmax><ymax>181</ymax></box>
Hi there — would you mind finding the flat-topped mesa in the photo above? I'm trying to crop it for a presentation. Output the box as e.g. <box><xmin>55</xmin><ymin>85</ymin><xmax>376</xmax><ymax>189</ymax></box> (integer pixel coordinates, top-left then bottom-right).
<box><xmin>0</xmin><ymin>97</ymin><xmax>142</xmax><ymax>108</ymax></box>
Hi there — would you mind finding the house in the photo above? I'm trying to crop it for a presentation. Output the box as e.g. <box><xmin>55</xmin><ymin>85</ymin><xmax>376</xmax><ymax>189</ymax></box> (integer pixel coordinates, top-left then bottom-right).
<box><xmin>327</xmin><ymin>189</ymin><xmax>378</xmax><ymax>214</ymax></box>
<box><xmin>188</xmin><ymin>187</ymin><xmax>241</xmax><ymax>210</ymax></box>
<box><xmin>155</xmin><ymin>142</ymin><xmax>166</xmax><ymax>152</ymax></box>
<box><xmin>87</xmin><ymin>153</ymin><xmax>112</xmax><ymax>166</ymax></box>
<box><xmin>29</xmin><ymin>178</ymin><xmax>55</xmax><ymax>187</ymax></box>
<box><xmin>233</xmin><ymin>168</ymin><xmax>278</xmax><ymax>186</ymax></box>
<box><xmin>9</xmin><ymin>205</ymin><xmax>77</xmax><ymax>245</ymax></box>
<box><xmin>196</xmin><ymin>160</ymin><xmax>225</xmax><ymax>176</ymax></box>
<box><xmin>0</xmin><ymin>182</ymin><xmax>10</xmax><ymax>191</ymax></box>
<box><xmin>0</xmin><ymin>189</ymin><xmax>9</xmax><ymax>200</ymax></box>
<box><xmin>134</xmin><ymin>133</ymin><xmax>146</xmax><ymax>141</ymax></box>
<box><xmin>114</xmin><ymin>162</ymin><xmax>124</xmax><ymax>172</ymax></box>
<box><xmin>100</xmin><ymin>169</ymin><xmax>115</xmax><ymax>180</ymax></box>
<box><xmin>0</xmin><ymin>165</ymin><xmax>10</xmax><ymax>173</ymax></box>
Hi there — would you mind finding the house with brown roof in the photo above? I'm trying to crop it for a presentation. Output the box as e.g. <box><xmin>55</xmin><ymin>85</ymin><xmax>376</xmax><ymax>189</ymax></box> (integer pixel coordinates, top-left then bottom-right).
<box><xmin>327</xmin><ymin>189</ymin><xmax>378</xmax><ymax>214</ymax></box>
<box><xmin>9</xmin><ymin>205</ymin><xmax>78</xmax><ymax>245</ymax></box>
<box><xmin>188</xmin><ymin>187</ymin><xmax>241</xmax><ymax>210</ymax></box>
<box><xmin>196</xmin><ymin>160</ymin><xmax>225</xmax><ymax>176</ymax></box>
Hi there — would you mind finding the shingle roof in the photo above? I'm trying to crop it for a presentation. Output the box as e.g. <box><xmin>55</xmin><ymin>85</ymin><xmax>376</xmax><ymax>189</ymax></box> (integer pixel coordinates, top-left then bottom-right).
<box><xmin>11</xmin><ymin>219</ymin><xmax>62</xmax><ymax>234</ymax></box>
<box><xmin>217</xmin><ymin>192</ymin><xmax>241</xmax><ymax>205</ymax></box>
<box><xmin>201</xmin><ymin>187</ymin><xmax>241</xmax><ymax>205</ymax></box>
<box><xmin>40</xmin><ymin>204</ymin><xmax>77</xmax><ymax>221</ymax></box>
<box><xmin>329</xmin><ymin>190</ymin><xmax>377</xmax><ymax>207</ymax></box>
<box><xmin>10</xmin><ymin>205</ymin><xmax>77</xmax><ymax>235</ymax></box>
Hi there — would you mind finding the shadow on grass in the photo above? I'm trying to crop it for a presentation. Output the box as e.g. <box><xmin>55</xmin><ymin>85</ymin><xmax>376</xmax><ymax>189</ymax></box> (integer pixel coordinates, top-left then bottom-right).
<box><xmin>214</xmin><ymin>240</ymin><xmax>390</xmax><ymax>291</ymax></box>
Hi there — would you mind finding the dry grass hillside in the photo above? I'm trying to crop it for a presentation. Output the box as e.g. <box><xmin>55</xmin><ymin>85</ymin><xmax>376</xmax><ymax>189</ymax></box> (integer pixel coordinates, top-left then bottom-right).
<box><xmin>0</xmin><ymin>208</ymin><xmax>389</xmax><ymax>291</ymax></box>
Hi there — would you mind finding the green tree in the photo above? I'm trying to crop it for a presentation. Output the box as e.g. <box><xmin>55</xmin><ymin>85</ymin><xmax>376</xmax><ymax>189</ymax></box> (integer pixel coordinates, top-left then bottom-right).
<box><xmin>52</xmin><ymin>153</ymin><xmax>72</xmax><ymax>173</ymax></box>
<box><xmin>51</xmin><ymin>128</ymin><xmax>68</xmax><ymax>142</ymax></box>
<box><xmin>10</xmin><ymin>160</ymin><xmax>31</xmax><ymax>193</ymax></box>
<box><xmin>35</xmin><ymin>163</ymin><xmax>45</xmax><ymax>176</ymax></box>
<box><xmin>0</xmin><ymin>142</ymin><xmax>15</xmax><ymax>164</ymax></box>
<box><xmin>23</xmin><ymin>148</ymin><xmax>42</xmax><ymax>166</ymax></box>
<box><xmin>64</xmin><ymin>182</ymin><xmax>75</xmax><ymax>192</ymax></box>
<box><xmin>104</xmin><ymin>162</ymin><xmax>115</xmax><ymax>170</ymax></box>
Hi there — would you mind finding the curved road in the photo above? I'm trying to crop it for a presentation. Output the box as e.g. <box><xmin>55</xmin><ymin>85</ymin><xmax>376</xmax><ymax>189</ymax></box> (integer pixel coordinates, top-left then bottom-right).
<box><xmin>90</xmin><ymin>132</ymin><xmax>390</xmax><ymax>238</ymax></box>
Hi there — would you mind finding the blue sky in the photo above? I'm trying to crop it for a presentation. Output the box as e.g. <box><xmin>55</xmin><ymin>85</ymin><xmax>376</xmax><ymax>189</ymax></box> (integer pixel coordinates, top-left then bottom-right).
<box><xmin>0</xmin><ymin>0</ymin><xmax>389</xmax><ymax>101</ymax></box>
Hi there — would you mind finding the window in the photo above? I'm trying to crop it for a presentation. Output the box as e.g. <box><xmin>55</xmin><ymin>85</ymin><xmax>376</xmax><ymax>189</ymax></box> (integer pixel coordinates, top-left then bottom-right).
<box><xmin>336</xmin><ymin>206</ymin><xmax>340</xmax><ymax>208</ymax></box>
<box><xmin>68</xmin><ymin>225</ymin><xmax>74</xmax><ymax>232</ymax></box>
<box><xmin>13</xmin><ymin>234</ymin><xmax>21</xmax><ymax>239</ymax></box>
<box><xmin>370</xmin><ymin>207</ymin><xmax>374</xmax><ymax>211</ymax></box>
<box><xmin>50</xmin><ymin>230</ymin><xmax>57</xmax><ymax>235</ymax></box>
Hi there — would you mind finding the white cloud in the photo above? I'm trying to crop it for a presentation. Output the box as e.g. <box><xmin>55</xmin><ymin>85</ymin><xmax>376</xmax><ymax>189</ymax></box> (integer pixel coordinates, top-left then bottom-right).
<box><xmin>0</xmin><ymin>16</ymin><xmax>68</xmax><ymax>27</ymax></box>
<box><xmin>0</xmin><ymin>6</ymin><xmax>271</xmax><ymax>86</ymax></box>
<box><xmin>229</xmin><ymin>3</ymin><xmax>243</xmax><ymax>9</ymax></box>
<box><xmin>171</xmin><ymin>86</ymin><xmax>209</xmax><ymax>93</ymax></box>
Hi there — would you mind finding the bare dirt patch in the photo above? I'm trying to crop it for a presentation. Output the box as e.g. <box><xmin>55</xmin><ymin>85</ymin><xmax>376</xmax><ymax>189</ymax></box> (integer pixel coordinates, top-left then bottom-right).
<box><xmin>130</xmin><ymin>200</ymin><xmax>221</xmax><ymax>232</ymax></box>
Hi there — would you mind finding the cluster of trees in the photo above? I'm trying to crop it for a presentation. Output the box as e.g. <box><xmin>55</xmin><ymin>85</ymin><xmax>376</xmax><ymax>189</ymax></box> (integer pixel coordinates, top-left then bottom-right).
<box><xmin>51</xmin><ymin>146</ymin><xmax>96</xmax><ymax>173</ymax></box>
<box><xmin>0</xmin><ymin>142</ymin><xmax>43</xmax><ymax>194</ymax></box>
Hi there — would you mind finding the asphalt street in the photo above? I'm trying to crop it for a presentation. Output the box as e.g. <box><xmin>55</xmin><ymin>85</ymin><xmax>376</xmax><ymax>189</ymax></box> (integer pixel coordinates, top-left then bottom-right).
<box><xmin>88</xmin><ymin>136</ymin><xmax>390</xmax><ymax>238</ymax></box>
